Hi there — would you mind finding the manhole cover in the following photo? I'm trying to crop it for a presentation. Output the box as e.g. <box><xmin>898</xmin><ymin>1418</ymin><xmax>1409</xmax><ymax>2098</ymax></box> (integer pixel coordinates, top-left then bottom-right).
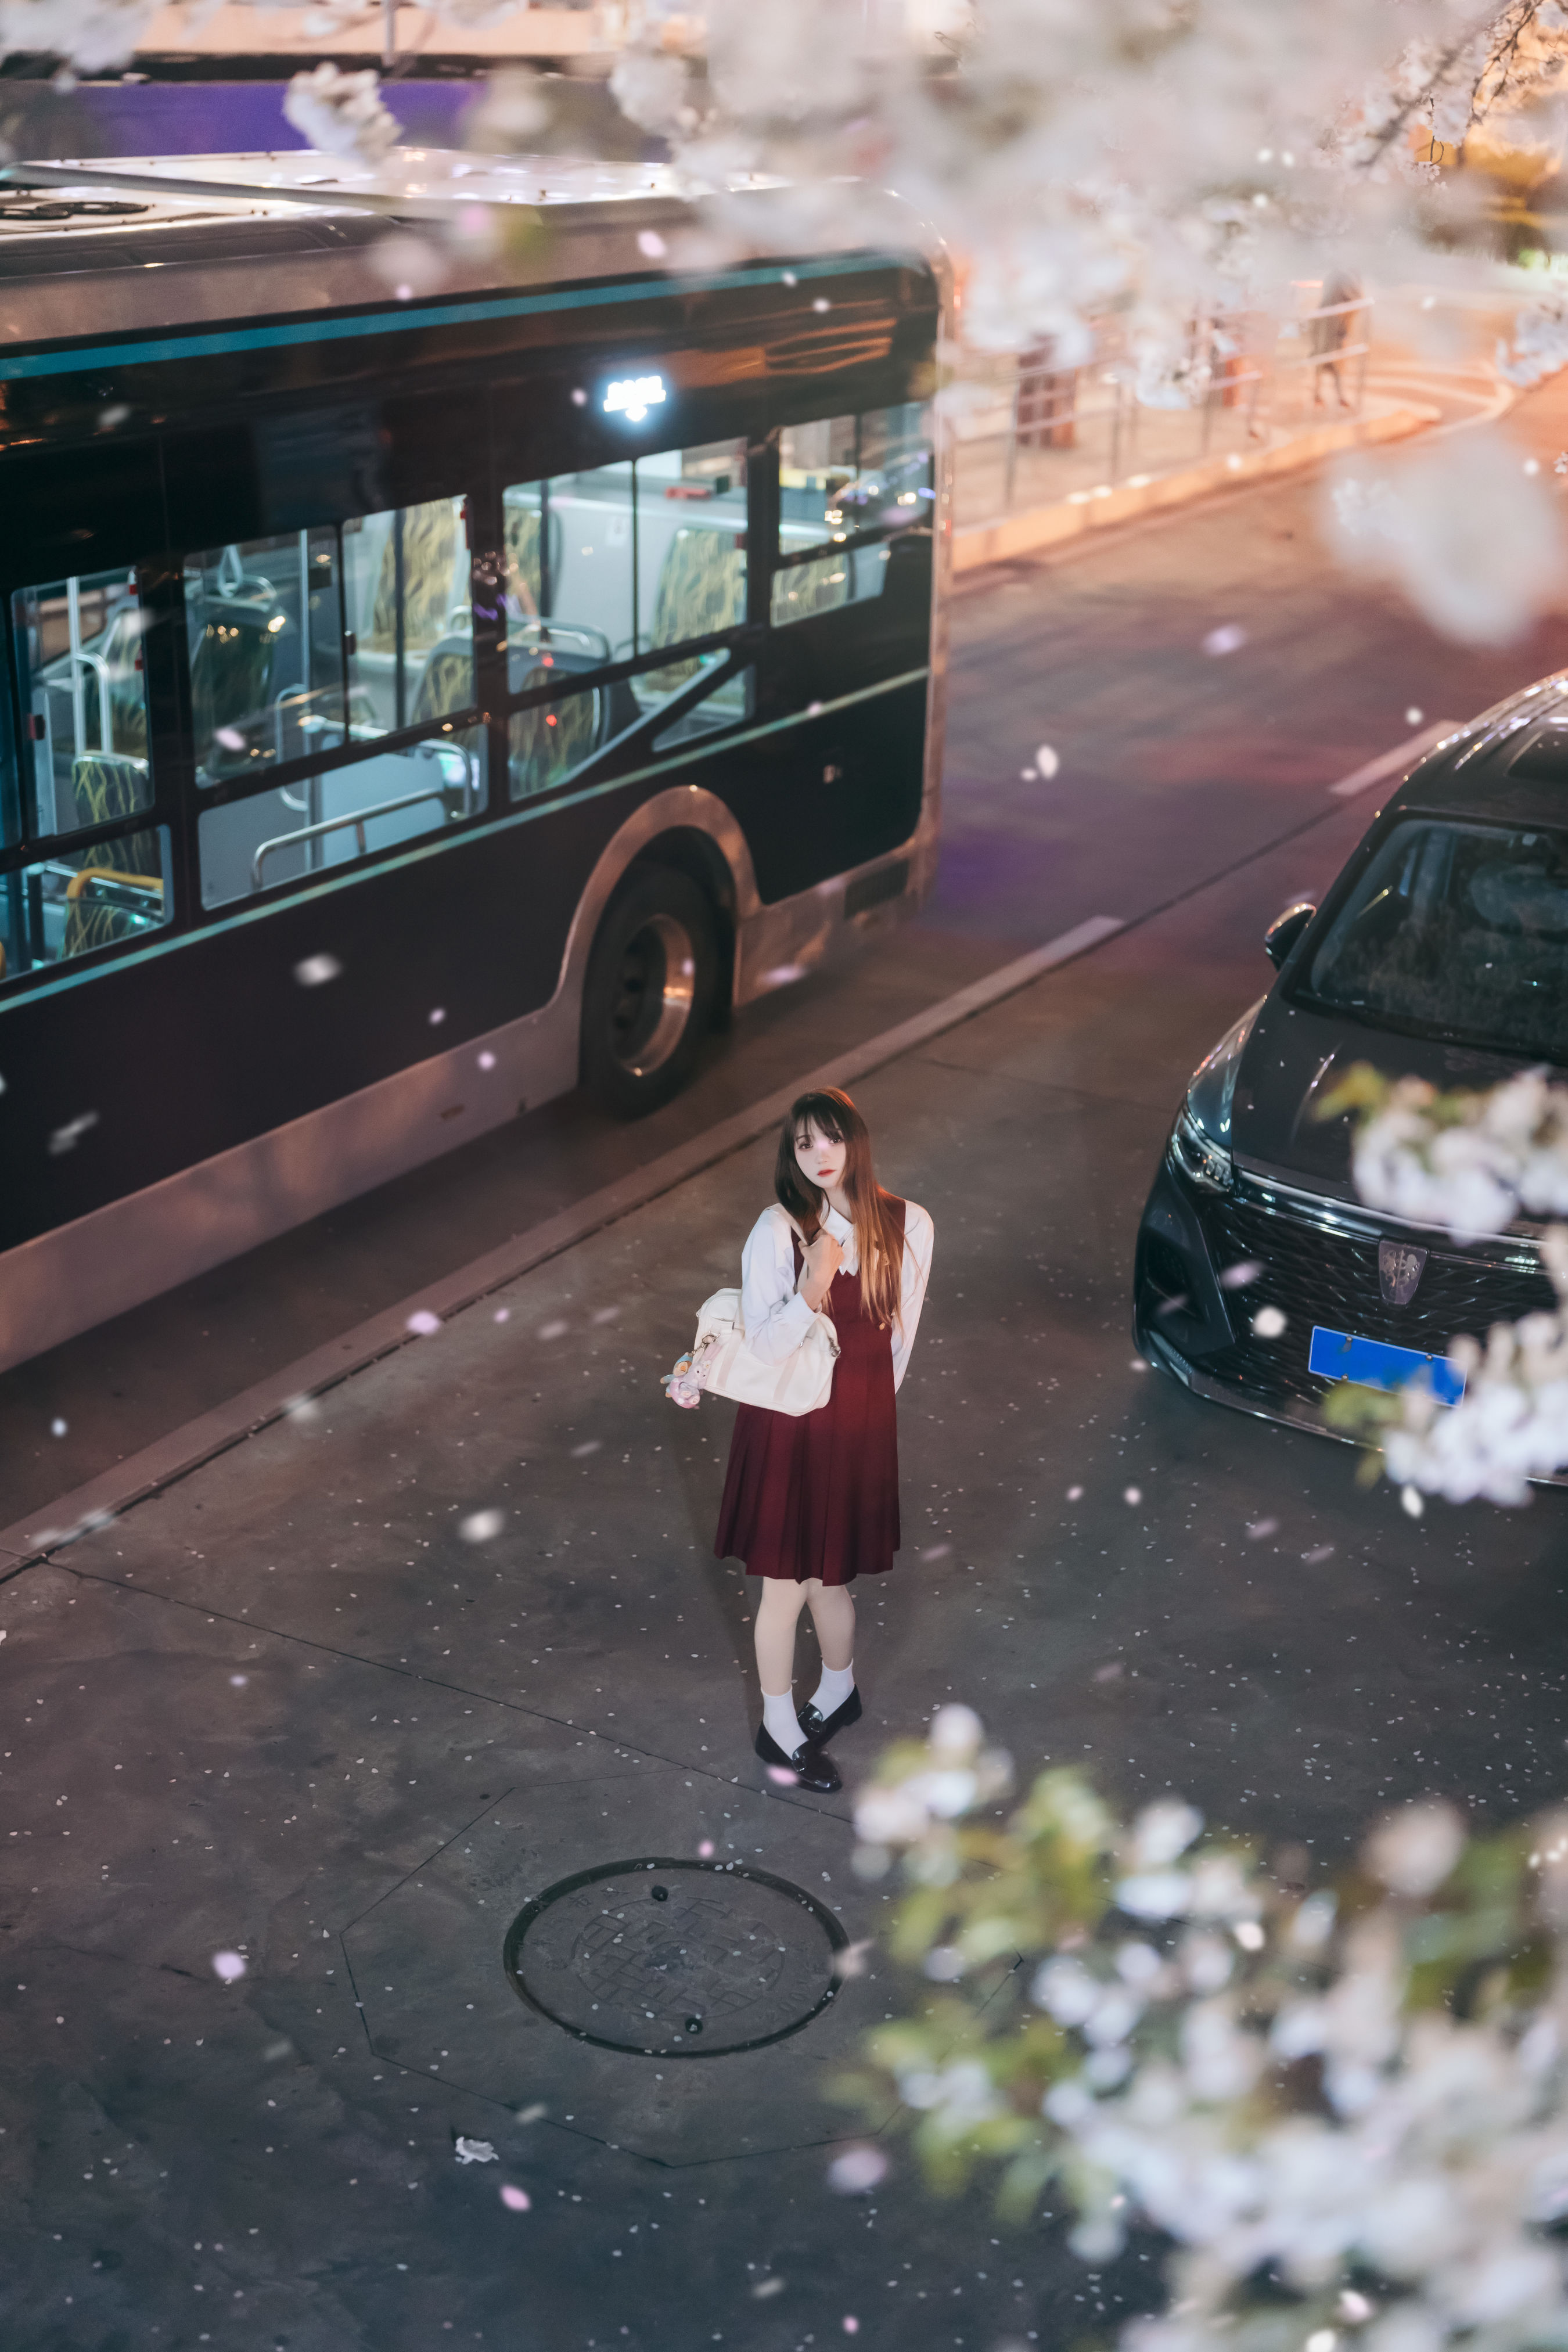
<box><xmin>504</xmin><ymin>1857</ymin><xmax>848</xmax><ymax>2057</ymax></box>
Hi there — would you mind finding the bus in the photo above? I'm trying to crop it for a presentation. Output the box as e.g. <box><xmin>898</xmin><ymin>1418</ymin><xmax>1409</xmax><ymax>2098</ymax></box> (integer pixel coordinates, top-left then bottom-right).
<box><xmin>0</xmin><ymin>148</ymin><xmax>948</xmax><ymax>1372</ymax></box>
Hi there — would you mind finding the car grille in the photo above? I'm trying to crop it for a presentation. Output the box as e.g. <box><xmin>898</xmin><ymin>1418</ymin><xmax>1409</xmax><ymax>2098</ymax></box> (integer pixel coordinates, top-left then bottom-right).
<box><xmin>1194</xmin><ymin>1177</ymin><xmax>1557</xmax><ymax>1408</ymax></box>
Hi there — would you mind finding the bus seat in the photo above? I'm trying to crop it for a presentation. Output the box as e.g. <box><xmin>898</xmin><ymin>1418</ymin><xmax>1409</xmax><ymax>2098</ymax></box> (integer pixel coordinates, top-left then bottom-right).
<box><xmin>64</xmin><ymin>751</ymin><xmax>161</xmax><ymax>956</ymax></box>
<box><xmin>100</xmin><ymin>607</ymin><xmax>150</xmax><ymax>756</ymax></box>
<box><xmin>411</xmin><ymin>638</ymin><xmax>474</xmax><ymax>727</ymax></box>
<box><xmin>502</xmin><ymin>504</ymin><xmax>563</xmax><ymax>616</ymax></box>
<box><xmin>71</xmin><ymin>749</ymin><xmax>153</xmax><ymax>843</ymax></box>
<box><xmin>508</xmin><ymin>663</ymin><xmax>600</xmax><ymax>800</ymax></box>
<box><xmin>649</xmin><ymin>526</ymin><xmax>746</xmax><ymax>651</ymax></box>
<box><xmin>367</xmin><ymin>501</ymin><xmax>459</xmax><ymax>655</ymax></box>
<box><xmin>189</xmin><ymin>603</ymin><xmax>279</xmax><ymax>775</ymax></box>
<box><xmin>770</xmin><ymin>549</ymin><xmax>853</xmax><ymax>625</ymax></box>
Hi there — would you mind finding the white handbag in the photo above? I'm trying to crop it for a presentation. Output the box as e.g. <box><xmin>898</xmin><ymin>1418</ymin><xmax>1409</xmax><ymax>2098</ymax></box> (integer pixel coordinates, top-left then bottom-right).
<box><xmin>685</xmin><ymin>1283</ymin><xmax>840</xmax><ymax>1416</ymax></box>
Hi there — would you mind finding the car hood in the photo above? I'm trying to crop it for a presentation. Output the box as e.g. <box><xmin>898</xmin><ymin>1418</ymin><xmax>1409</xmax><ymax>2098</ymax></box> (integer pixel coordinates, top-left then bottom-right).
<box><xmin>1229</xmin><ymin>992</ymin><xmax>1537</xmax><ymax>1193</ymax></box>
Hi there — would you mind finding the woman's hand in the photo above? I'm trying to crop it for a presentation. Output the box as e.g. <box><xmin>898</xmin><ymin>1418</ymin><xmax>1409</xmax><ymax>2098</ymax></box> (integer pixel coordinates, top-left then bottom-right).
<box><xmin>799</xmin><ymin>1230</ymin><xmax>844</xmax><ymax>1313</ymax></box>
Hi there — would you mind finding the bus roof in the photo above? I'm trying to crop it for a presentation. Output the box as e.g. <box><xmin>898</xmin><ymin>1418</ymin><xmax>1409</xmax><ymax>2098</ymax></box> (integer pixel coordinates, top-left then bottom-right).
<box><xmin>0</xmin><ymin>146</ymin><xmax>780</xmax><ymax>231</ymax></box>
<box><xmin>0</xmin><ymin>148</ymin><xmax>932</xmax><ymax>357</ymax></box>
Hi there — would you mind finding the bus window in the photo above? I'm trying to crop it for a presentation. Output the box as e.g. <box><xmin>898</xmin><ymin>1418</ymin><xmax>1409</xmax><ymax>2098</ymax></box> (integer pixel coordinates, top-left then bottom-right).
<box><xmin>185</xmin><ymin>533</ymin><xmax>344</xmax><ymax>783</ymax></box>
<box><xmin>342</xmin><ymin>498</ymin><xmax>473</xmax><ymax>735</ymax></box>
<box><xmin>0</xmin><ymin>828</ymin><xmax>171</xmax><ymax>983</ymax></box>
<box><xmin>635</xmin><ymin>439</ymin><xmax>747</xmax><ymax>710</ymax></box>
<box><xmin>501</xmin><ymin>441</ymin><xmax>747</xmax><ymax>799</ymax></box>
<box><xmin>10</xmin><ymin>569</ymin><xmax>153</xmax><ymax>839</ymax></box>
<box><xmin>772</xmin><ymin>404</ymin><xmax>933</xmax><ymax>626</ymax></box>
<box><xmin>189</xmin><ymin>497</ymin><xmax>485</xmax><ymax>911</ymax></box>
<box><xmin>508</xmin><ymin>680</ymin><xmax>603</xmax><ymax>802</ymax></box>
<box><xmin>504</xmin><ymin>465</ymin><xmax>634</xmax><ymax>662</ymax></box>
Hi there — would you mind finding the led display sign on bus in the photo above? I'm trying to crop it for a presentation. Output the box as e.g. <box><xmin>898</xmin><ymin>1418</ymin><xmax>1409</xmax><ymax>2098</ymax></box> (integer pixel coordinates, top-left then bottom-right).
<box><xmin>603</xmin><ymin>373</ymin><xmax>667</xmax><ymax>423</ymax></box>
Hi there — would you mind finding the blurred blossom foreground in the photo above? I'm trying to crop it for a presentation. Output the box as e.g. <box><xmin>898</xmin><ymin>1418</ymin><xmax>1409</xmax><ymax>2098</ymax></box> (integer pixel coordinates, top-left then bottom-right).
<box><xmin>843</xmin><ymin>1706</ymin><xmax>1568</xmax><ymax>2352</ymax></box>
<box><xmin>1326</xmin><ymin>1069</ymin><xmax>1568</xmax><ymax>1503</ymax></box>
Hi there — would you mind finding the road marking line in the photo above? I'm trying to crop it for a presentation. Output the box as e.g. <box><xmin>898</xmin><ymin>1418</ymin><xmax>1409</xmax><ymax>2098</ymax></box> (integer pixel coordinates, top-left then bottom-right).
<box><xmin>1328</xmin><ymin>718</ymin><xmax>1458</xmax><ymax>799</ymax></box>
<box><xmin>0</xmin><ymin>914</ymin><xmax>1124</xmax><ymax>1574</ymax></box>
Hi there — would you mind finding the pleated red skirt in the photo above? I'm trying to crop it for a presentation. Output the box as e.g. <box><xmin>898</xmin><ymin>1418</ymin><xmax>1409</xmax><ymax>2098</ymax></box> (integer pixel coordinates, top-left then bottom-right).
<box><xmin>714</xmin><ymin>1203</ymin><xmax>904</xmax><ymax>1585</ymax></box>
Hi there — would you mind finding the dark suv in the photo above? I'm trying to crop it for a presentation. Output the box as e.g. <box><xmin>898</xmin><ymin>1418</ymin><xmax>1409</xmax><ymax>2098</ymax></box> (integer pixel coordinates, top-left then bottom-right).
<box><xmin>1133</xmin><ymin>679</ymin><xmax>1567</xmax><ymax>1440</ymax></box>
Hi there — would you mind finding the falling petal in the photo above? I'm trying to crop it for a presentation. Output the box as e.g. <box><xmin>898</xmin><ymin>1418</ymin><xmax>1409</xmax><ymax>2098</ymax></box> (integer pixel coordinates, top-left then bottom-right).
<box><xmin>1203</xmin><ymin>623</ymin><xmax>1247</xmax><ymax>656</ymax></box>
<box><xmin>406</xmin><ymin>1311</ymin><xmax>441</xmax><ymax>1337</ymax></box>
<box><xmin>499</xmin><ymin>2184</ymin><xmax>531</xmax><ymax>2210</ymax></box>
<box><xmin>294</xmin><ymin>954</ymin><xmax>341</xmax><ymax>987</ymax></box>
<box><xmin>459</xmin><ymin>1510</ymin><xmax>505</xmax><ymax>1543</ymax></box>
<box><xmin>826</xmin><ymin>2144</ymin><xmax>887</xmax><ymax>2195</ymax></box>
<box><xmin>211</xmin><ymin>1951</ymin><xmax>247</xmax><ymax>1983</ymax></box>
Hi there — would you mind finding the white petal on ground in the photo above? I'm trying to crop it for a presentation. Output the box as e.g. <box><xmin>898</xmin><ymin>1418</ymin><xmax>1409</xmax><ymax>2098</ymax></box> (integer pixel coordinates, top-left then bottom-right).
<box><xmin>458</xmin><ymin>1510</ymin><xmax>505</xmax><ymax>1543</ymax></box>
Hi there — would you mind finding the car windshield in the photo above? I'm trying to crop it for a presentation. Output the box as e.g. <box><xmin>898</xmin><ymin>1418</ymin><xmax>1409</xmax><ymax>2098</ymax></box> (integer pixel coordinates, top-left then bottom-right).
<box><xmin>1302</xmin><ymin>817</ymin><xmax>1568</xmax><ymax>1060</ymax></box>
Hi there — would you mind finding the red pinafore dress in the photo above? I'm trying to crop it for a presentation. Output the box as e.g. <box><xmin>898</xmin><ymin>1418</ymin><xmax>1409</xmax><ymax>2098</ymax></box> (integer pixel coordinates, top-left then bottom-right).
<box><xmin>714</xmin><ymin>1199</ymin><xmax>905</xmax><ymax>1585</ymax></box>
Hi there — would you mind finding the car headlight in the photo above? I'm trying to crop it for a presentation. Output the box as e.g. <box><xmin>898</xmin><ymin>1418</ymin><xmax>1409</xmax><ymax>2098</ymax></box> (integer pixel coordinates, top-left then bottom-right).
<box><xmin>1167</xmin><ymin>999</ymin><xmax>1264</xmax><ymax>1193</ymax></box>
<box><xmin>1170</xmin><ymin>1098</ymin><xmax>1233</xmax><ymax>1193</ymax></box>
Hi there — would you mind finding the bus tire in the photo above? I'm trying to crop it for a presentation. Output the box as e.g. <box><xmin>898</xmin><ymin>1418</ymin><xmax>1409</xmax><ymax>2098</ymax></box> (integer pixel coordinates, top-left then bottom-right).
<box><xmin>580</xmin><ymin>865</ymin><xmax>720</xmax><ymax>1117</ymax></box>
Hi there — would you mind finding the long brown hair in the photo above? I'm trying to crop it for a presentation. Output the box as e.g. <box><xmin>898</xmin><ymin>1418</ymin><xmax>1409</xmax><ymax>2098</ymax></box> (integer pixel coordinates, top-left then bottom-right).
<box><xmin>774</xmin><ymin>1088</ymin><xmax>905</xmax><ymax>1328</ymax></box>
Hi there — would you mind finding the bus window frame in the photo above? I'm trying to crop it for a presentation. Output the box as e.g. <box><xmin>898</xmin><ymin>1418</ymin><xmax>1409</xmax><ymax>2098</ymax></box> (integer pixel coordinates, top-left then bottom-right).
<box><xmin>0</xmin><ymin>558</ymin><xmax>185</xmax><ymax>988</ymax></box>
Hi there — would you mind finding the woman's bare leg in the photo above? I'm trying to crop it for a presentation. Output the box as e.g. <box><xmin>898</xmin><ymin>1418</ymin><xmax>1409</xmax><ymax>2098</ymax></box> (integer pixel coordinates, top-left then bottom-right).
<box><xmin>803</xmin><ymin>1579</ymin><xmax>858</xmax><ymax>1723</ymax></box>
<box><xmin>754</xmin><ymin>1577</ymin><xmax>811</xmax><ymax>1690</ymax></box>
<box><xmin>754</xmin><ymin>1579</ymin><xmax>813</xmax><ymax>1754</ymax></box>
<box><xmin>804</xmin><ymin>1580</ymin><xmax>855</xmax><ymax>1671</ymax></box>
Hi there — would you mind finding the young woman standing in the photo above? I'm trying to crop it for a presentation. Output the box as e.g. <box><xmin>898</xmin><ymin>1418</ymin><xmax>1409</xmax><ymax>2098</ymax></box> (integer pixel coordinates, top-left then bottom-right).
<box><xmin>713</xmin><ymin>1088</ymin><xmax>934</xmax><ymax>1794</ymax></box>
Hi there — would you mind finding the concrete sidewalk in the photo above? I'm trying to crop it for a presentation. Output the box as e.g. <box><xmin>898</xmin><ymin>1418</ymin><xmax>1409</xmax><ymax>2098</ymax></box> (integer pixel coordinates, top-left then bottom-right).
<box><xmin>952</xmin><ymin>392</ymin><xmax>1438</xmax><ymax>574</ymax></box>
<box><xmin>5</xmin><ymin>789</ymin><xmax>1565</xmax><ymax>2350</ymax></box>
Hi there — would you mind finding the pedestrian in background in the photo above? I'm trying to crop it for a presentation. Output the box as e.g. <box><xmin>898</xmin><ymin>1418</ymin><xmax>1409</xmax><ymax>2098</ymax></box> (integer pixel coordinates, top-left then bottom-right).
<box><xmin>713</xmin><ymin>1088</ymin><xmax>934</xmax><ymax>1793</ymax></box>
<box><xmin>1310</xmin><ymin>270</ymin><xmax>1364</xmax><ymax>411</ymax></box>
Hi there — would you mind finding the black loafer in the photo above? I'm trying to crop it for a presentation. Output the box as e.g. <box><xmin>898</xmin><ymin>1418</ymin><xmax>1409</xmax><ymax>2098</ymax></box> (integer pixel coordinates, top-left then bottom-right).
<box><xmin>797</xmin><ymin>1686</ymin><xmax>862</xmax><ymax>1745</ymax></box>
<box><xmin>754</xmin><ymin>1722</ymin><xmax>841</xmax><ymax>1794</ymax></box>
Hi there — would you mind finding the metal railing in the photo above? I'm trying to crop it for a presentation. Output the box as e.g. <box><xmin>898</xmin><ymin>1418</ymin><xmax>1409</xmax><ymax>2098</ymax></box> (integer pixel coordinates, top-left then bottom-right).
<box><xmin>954</xmin><ymin>296</ymin><xmax>1375</xmax><ymax>531</ymax></box>
<box><xmin>250</xmin><ymin>763</ymin><xmax>475</xmax><ymax>890</ymax></box>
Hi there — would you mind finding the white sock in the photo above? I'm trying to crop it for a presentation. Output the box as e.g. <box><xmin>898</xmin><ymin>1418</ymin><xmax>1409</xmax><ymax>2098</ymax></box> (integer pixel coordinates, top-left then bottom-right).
<box><xmin>761</xmin><ymin>1688</ymin><xmax>803</xmax><ymax>1758</ymax></box>
<box><xmin>810</xmin><ymin>1660</ymin><xmax>855</xmax><ymax>1717</ymax></box>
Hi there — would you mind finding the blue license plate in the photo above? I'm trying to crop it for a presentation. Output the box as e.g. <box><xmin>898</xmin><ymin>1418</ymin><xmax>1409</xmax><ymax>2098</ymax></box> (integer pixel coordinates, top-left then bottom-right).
<box><xmin>1308</xmin><ymin>1326</ymin><xmax>1466</xmax><ymax>1407</ymax></box>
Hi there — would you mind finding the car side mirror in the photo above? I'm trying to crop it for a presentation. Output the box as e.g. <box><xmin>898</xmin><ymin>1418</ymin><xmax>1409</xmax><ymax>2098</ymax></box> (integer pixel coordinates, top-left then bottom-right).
<box><xmin>1264</xmin><ymin>900</ymin><xmax>1316</xmax><ymax>969</ymax></box>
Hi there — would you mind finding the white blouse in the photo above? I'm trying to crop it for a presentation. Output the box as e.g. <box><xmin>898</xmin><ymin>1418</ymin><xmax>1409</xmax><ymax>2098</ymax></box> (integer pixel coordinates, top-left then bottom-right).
<box><xmin>739</xmin><ymin>1197</ymin><xmax>935</xmax><ymax>1394</ymax></box>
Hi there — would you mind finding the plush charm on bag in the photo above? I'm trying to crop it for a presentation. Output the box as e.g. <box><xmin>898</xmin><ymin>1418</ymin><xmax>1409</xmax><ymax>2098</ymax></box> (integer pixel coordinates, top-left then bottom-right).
<box><xmin>660</xmin><ymin>1284</ymin><xmax>840</xmax><ymax>1416</ymax></box>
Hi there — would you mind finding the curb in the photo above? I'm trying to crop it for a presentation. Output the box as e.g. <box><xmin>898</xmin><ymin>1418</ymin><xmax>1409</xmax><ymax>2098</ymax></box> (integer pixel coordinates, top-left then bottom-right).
<box><xmin>951</xmin><ymin>400</ymin><xmax>1441</xmax><ymax>575</ymax></box>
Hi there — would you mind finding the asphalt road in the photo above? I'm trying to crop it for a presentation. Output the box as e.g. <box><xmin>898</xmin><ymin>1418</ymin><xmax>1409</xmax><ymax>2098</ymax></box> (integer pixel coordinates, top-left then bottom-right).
<box><xmin>9</xmin><ymin>333</ymin><xmax>1568</xmax><ymax>2352</ymax></box>
<box><xmin>6</xmin><ymin>758</ymin><xmax>1566</xmax><ymax>2352</ymax></box>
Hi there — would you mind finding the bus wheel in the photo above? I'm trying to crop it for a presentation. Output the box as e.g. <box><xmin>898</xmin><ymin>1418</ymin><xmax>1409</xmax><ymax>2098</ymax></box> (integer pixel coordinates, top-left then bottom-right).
<box><xmin>581</xmin><ymin>866</ymin><xmax>720</xmax><ymax>1117</ymax></box>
